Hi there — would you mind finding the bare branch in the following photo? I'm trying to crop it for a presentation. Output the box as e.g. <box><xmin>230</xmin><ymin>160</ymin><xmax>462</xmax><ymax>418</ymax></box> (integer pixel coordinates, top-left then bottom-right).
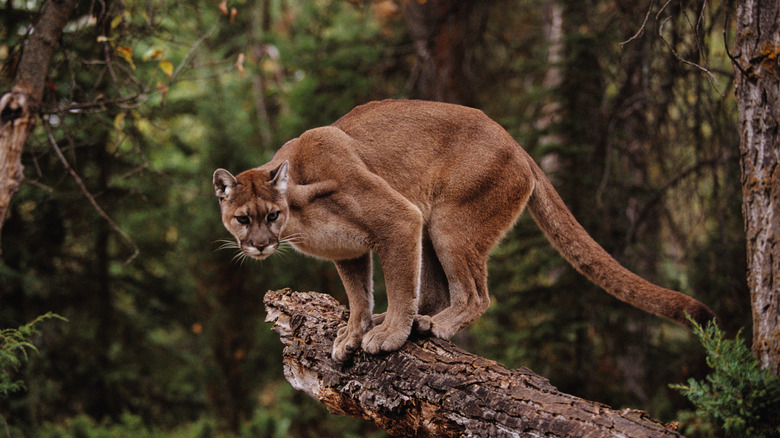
<box><xmin>44</xmin><ymin>122</ymin><xmax>140</xmax><ymax>265</ymax></box>
<box><xmin>620</xmin><ymin>0</ymin><xmax>656</xmax><ymax>47</ymax></box>
<box><xmin>625</xmin><ymin>153</ymin><xmax>733</xmax><ymax>245</ymax></box>
<box><xmin>169</xmin><ymin>19</ymin><xmax>221</xmax><ymax>84</ymax></box>
<box><xmin>655</xmin><ymin>1</ymin><xmax>725</xmax><ymax>96</ymax></box>
<box><xmin>44</xmin><ymin>94</ymin><xmax>150</xmax><ymax>114</ymax></box>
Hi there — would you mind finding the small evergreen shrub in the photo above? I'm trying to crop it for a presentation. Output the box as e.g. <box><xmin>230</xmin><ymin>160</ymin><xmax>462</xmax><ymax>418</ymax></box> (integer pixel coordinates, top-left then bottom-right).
<box><xmin>671</xmin><ymin>319</ymin><xmax>780</xmax><ymax>438</ymax></box>
<box><xmin>1</xmin><ymin>312</ymin><xmax>65</xmax><ymax>399</ymax></box>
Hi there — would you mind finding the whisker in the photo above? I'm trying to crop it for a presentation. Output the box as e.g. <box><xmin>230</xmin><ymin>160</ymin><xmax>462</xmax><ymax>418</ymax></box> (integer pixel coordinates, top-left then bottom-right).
<box><xmin>274</xmin><ymin>241</ymin><xmax>300</xmax><ymax>261</ymax></box>
<box><xmin>273</xmin><ymin>250</ymin><xmax>290</xmax><ymax>262</ymax></box>
<box><xmin>281</xmin><ymin>234</ymin><xmax>305</xmax><ymax>245</ymax></box>
<box><xmin>214</xmin><ymin>239</ymin><xmax>239</xmax><ymax>252</ymax></box>
<box><xmin>215</xmin><ymin>235</ymin><xmax>304</xmax><ymax>265</ymax></box>
<box><xmin>278</xmin><ymin>241</ymin><xmax>299</xmax><ymax>253</ymax></box>
<box><xmin>231</xmin><ymin>250</ymin><xmax>248</xmax><ymax>265</ymax></box>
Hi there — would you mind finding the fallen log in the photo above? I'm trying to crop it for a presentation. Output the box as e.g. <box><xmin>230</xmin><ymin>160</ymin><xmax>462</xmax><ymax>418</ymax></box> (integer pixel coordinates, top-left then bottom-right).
<box><xmin>263</xmin><ymin>288</ymin><xmax>681</xmax><ymax>437</ymax></box>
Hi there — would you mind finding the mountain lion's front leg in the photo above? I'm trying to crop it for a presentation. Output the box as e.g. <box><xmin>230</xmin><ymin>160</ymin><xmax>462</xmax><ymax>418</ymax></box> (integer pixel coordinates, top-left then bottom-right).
<box><xmin>332</xmin><ymin>253</ymin><xmax>374</xmax><ymax>361</ymax></box>
<box><xmin>358</xmin><ymin>199</ymin><xmax>424</xmax><ymax>356</ymax></box>
<box><xmin>361</xmin><ymin>225</ymin><xmax>422</xmax><ymax>355</ymax></box>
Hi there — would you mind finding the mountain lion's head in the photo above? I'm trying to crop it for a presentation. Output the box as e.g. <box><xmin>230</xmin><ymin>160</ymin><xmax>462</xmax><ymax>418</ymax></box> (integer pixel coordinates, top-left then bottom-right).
<box><xmin>213</xmin><ymin>161</ymin><xmax>289</xmax><ymax>260</ymax></box>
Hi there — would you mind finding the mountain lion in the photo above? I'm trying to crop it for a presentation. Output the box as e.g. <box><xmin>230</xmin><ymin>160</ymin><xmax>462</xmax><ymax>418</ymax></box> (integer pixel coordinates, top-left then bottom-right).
<box><xmin>213</xmin><ymin>99</ymin><xmax>716</xmax><ymax>361</ymax></box>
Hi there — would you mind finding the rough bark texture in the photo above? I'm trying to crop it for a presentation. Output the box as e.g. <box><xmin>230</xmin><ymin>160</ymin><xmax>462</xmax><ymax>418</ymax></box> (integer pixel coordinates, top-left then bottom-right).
<box><xmin>733</xmin><ymin>0</ymin><xmax>780</xmax><ymax>375</ymax></box>
<box><xmin>0</xmin><ymin>92</ymin><xmax>32</xmax><ymax>227</ymax></box>
<box><xmin>0</xmin><ymin>0</ymin><xmax>78</xmax><ymax>246</ymax></box>
<box><xmin>264</xmin><ymin>289</ymin><xmax>681</xmax><ymax>437</ymax></box>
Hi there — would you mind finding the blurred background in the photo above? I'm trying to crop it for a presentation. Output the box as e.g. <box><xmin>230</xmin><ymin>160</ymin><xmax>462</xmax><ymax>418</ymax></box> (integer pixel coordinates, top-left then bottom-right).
<box><xmin>0</xmin><ymin>0</ymin><xmax>747</xmax><ymax>436</ymax></box>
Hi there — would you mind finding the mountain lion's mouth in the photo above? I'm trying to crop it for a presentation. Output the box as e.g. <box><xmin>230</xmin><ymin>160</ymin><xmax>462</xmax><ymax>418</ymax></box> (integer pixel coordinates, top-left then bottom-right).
<box><xmin>243</xmin><ymin>243</ymin><xmax>277</xmax><ymax>259</ymax></box>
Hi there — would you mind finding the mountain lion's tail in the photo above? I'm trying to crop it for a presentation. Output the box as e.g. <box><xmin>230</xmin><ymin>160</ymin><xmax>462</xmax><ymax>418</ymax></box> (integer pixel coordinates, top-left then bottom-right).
<box><xmin>526</xmin><ymin>164</ymin><xmax>716</xmax><ymax>327</ymax></box>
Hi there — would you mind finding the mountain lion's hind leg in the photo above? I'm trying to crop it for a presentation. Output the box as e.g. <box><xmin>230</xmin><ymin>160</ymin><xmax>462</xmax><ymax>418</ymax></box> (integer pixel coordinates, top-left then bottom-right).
<box><xmin>410</xmin><ymin>235</ymin><xmax>451</xmax><ymax>334</ymax></box>
<box><xmin>423</xmin><ymin>156</ymin><xmax>534</xmax><ymax>339</ymax></box>
<box><xmin>425</xmin><ymin>242</ymin><xmax>491</xmax><ymax>339</ymax></box>
<box><xmin>332</xmin><ymin>253</ymin><xmax>373</xmax><ymax>361</ymax></box>
<box><xmin>422</xmin><ymin>203</ymin><xmax>512</xmax><ymax>339</ymax></box>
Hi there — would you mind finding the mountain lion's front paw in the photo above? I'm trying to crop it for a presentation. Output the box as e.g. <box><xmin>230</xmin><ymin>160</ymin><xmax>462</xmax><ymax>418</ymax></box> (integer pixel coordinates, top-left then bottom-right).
<box><xmin>361</xmin><ymin>322</ymin><xmax>410</xmax><ymax>355</ymax></box>
<box><xmin>332</xmin><ymin>324</ymin><xmax>364</xmax><ymax>362</ymax></box>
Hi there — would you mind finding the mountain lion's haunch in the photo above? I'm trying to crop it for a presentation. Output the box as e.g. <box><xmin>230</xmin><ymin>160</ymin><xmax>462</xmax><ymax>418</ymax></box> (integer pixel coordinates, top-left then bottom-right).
<box><xmin>213</xmin><ymin>99</ymin><xmax>716</xmax><ymax>361</ymax></box>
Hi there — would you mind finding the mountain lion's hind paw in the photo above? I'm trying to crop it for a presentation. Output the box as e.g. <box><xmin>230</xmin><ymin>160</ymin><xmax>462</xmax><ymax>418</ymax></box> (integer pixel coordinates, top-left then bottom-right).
<box><xmin>413</xmin><ymin>315</ymin><xmax>433</xmax><ymax>334</ymax></box>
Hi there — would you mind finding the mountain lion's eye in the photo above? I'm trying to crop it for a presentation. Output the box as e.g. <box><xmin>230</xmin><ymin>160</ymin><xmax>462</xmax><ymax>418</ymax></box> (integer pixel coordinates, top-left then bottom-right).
<box><xmin>235</xmin><ymin>215</ymin><xmax>250</xmax><ymax>225</ymax></box>
<box><xmin>267</xmin><ymin>211</ymin><xmax>280</xmax><ymax>222</ymax></box>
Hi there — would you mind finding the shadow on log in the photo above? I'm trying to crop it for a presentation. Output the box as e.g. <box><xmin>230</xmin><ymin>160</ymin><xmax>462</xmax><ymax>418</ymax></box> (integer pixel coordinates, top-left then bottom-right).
<box><xmin>264</xmin><ymin>288</ymin><xmax>681</xmax><ymax>437</ymax></box>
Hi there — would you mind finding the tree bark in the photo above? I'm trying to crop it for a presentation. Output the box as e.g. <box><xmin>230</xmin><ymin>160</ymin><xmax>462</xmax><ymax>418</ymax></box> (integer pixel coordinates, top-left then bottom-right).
<box><xmin>733</xmin><ymin>0</ymin><xmax>780</xmax><ymax>375</ymax></box>
<box><xmin>264</xmin><ymin>289</ymin><xmax>682</xmax><ymax>437</ymax></box>
<box><xmin>0</xmin><ymin>0</ymin><xmax>78</xmax><ymax>248</ymax></box>
<box><xmin>402</xmin><ymin>0</ymin><xmax>482</xmax><ymax>105</ymax></box>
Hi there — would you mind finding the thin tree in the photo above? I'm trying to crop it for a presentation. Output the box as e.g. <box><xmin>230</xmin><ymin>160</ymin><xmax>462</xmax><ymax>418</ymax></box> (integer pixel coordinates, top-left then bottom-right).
<box><xmin>0</xmin><ymin>0</ymin><xmax>78</xmax><ymax>252</ymax></box>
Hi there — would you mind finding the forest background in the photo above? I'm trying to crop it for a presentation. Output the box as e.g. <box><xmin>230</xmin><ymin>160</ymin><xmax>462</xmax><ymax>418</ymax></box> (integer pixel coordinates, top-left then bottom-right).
<box><xmin>0</xmin><ymin>0</ymin><xmax>752</xmax><ymax>437</ymax></box>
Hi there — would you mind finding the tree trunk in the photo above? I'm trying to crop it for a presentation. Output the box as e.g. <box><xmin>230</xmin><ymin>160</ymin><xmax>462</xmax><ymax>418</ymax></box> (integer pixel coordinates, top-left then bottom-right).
<box><xmin>733</xmin><ymin>0</ymin><xmax>780</xmax><ymax>375</ymax></box>
<box><xmin>264</xmin><ymin>289</ymin><xmax>682</xmax><ymax>437</ymax></box>
<box><xmin>535</xmin><ymin>1</ymin><xmax>565</xmax><ymax>177</ymax></box>
<box><xmin>0</xmin><ymin>0</ymin><xmax>78</xmax><ymax>250</ymax></box>
<box><xmin>402</xmin><ymin>0</ymin><xmax>482</xmax><ymax>105</ymax></box>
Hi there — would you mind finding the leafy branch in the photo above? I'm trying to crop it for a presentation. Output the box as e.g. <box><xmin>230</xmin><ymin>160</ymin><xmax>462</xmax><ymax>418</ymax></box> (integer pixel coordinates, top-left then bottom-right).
<box><xmin>1</xmin><ymin>313</ymin><xmax>66</xmax><ymax>437</ymax></box>
<box><xmin>0</xmin><ymin>312</ymin><xmax>67</xmax><ymax>400</ymax></box>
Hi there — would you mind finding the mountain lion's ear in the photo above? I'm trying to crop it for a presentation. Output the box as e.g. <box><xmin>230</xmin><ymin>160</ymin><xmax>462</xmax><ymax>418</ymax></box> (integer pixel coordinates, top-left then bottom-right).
<box><xmin>269</xmin><ymin>161</ymin><xmax>289</xmax><ymax>194</ymax></box>
<box><xmin>213</xmin><ymin>169</ymin><xmax>237</xmax><ymax>198</ymax></box>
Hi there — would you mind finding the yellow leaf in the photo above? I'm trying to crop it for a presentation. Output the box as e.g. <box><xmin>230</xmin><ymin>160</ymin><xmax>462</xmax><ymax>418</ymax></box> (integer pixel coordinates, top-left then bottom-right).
<box><xmin>110</xmin><ymin>14</ymin><xmax>122</xmax><ymax>29</ymax></box>
<box><xmin>113</xmin><ymin>112</ymin><xmax>126</xmax><ymax>130</ymax></box>
<box><xmin>116</xmin><ymin>46</ymin><xmax>135</xmax><ymax>70</ymax></box>
<box><xmin>116</xmin><ymin>46</ymin><xmax>132</xmax><ymax>58</ymax></box>
<box><xmin>159</xmin><ymin>60</ymin><xmax>174</xmax><ymax>78</ymax></box>
<box><xmin>142</xmin><ymin>48</ymin><xmax>163</xmax><ymax>61</ymax></box>
<box><xmin>136</xmin><ymin>112</ymin><xmax>155</xmax><ymax>135</ymax></box>
<box><xmin>97</xmin><ymin>35</ymin><xmax>110</xmax><ymax>43</ymax></box>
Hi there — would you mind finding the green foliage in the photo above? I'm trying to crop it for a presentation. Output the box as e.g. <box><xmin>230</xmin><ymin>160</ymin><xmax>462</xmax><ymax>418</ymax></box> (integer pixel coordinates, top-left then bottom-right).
<box><xmin>671</xmin><ymin>320</ymin><xmax>780</xmax><ymax>438</ymax></box>
<box><xmin>0</xmin><ymin>313</ymin><xmax>65</xmax><ymax>400</ymax></box>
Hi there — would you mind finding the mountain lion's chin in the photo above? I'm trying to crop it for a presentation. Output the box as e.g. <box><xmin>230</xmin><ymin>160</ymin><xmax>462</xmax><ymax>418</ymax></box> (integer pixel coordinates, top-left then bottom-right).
<box><xmin>244</xmin><ymin>246</ymin><xmax>275</xmax><ymax>260</ymax></box>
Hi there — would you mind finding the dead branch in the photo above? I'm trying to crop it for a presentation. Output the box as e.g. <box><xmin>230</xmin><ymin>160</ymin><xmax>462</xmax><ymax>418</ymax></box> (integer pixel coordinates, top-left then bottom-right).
<box><xmin>44</xmin><ymin>122</ymin><xmax>140</xmax><ymax>265</ymax></box>
<box><xmin>264</xmin><ymin>288</ymin><xmax>682</xmax><ymax>438</ymax></box>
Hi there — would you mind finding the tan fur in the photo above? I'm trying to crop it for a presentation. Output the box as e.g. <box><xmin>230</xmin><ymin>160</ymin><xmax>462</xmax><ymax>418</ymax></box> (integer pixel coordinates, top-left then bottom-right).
<box><xmin>213</xmin><ymin>99</ymin><xmax>716</xmax><ymax>361</ymax></box>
